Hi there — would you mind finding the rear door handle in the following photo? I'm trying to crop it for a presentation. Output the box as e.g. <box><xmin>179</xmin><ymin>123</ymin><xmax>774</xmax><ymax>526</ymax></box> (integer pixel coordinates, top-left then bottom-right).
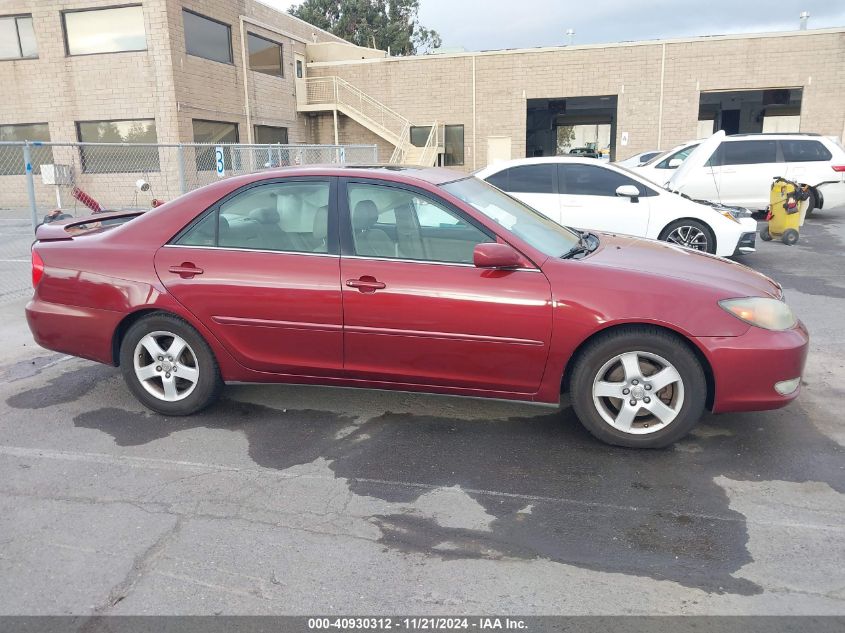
<box><xmin>346</xmin><ymin>276</ymin><xmax>386</xmax><ymax>293</ymax></box>
<box><xmin>169</xmin><ymin>262</ymin><xmax>204</xmax><ymax>278</ymax></box>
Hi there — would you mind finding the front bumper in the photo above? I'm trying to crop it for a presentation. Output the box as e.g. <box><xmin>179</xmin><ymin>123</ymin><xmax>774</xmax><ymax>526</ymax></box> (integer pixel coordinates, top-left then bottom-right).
<box><xmin>700</xmin><ymin>320</ymin><xmax>809</xmax><ymax>413</ymax></box>
<box><xmin>734</xmin><ymin>231</ymin><xmax>757</xmax><ymax>254</ymax></box>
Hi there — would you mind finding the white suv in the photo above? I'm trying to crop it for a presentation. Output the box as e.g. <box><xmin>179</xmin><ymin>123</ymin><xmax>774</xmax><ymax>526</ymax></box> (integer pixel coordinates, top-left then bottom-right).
<box><xmin>634</xmin><ymin>132</ymin><xmax>845</xmax><ymax>214</ymax></box>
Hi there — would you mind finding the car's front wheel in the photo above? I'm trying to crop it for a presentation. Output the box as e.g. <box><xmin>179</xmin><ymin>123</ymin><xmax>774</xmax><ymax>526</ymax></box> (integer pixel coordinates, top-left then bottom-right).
<box><xmin>659</xmin><ymin>219</ymin><xmax>716</xmax><ymax>254</ymax></box>
<box><xmin>569</xmin><ymin>327</ymin><xmax>707</xmax><ymax>448</ymax></box>
<box><xmin>119</xmin><ymin>312</ymin><xmax>223</xmax><ymax>415</ymax></box>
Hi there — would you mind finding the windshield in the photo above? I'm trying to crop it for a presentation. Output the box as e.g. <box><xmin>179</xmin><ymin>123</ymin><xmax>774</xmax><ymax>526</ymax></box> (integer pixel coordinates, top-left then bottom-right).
<box><xmin>440</xmin><ymin>177</ymin><xmax>580</xmax><ymax>257</ymax></box>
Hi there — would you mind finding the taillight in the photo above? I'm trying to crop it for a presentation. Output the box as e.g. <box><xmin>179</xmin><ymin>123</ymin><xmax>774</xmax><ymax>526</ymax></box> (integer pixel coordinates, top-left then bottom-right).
<box><xmin>32</xmin><ymin>249</ymin><xmax>44</xmax><ymax>288</ymax></box>
<box><xmin>832</xmin><ymin>165</ymin><xmax>845</xmax><ymax>172</ymax></box>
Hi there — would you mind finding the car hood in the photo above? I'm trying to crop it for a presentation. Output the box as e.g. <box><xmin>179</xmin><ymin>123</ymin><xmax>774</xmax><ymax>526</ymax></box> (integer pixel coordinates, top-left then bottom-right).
<box><xmin>579</xmin><ymin>232</ymin><xmax>782</xmax><ymax>299</ymax></box>
<box><xmin>667</xmin><ymin>131</ymin><xmax>724</xmax><ymax>192</ymax></box>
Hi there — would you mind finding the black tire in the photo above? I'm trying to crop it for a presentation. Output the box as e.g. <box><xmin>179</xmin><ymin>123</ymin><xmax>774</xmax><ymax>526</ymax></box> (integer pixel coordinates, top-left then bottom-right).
<box><xmin>569</xmin><ymin>327</ymin><xmax>707</xmax><ymax>448</ymax></box>
<box><xmin>760</xmin><ymin>227</ymin><xmax>772</xmax><ymax>241</ymax></box>
<box><xmin>119</xmin><ymin>312</ymin><xmax>223</xmax><ymax>415</ymax></box>
<box><xmin>782</xmin><ymin>228</ymin><xmax>800</xmax><ymax>246</ymax></box>
<box><xmin>658</xmin><ymin>219</ymin><xmax>716</xmax><ymax>254</ymax></box>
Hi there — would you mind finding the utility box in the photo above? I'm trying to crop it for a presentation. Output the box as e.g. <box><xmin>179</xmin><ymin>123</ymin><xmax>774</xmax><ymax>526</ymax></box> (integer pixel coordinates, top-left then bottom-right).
<box><xmin>40</xmin><ymin>164</ymin><xmax>74</xmax><ymax>186</ymax></box>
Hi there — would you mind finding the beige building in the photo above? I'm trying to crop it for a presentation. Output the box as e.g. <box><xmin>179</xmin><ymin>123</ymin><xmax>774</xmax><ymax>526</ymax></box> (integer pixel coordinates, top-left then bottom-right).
<box><xmin>305</xmin><ymin>28</ymin><xmax>845</xmax><ymax>169</ymax></box>
<box><xmin>1</xmin><ymin>0</ymin><xmax>844</xmax><ymax>200</ymax></box>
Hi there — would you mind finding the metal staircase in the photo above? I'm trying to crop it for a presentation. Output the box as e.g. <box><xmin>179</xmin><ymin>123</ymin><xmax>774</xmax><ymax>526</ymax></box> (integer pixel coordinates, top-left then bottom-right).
<box><xmin>298</xmin><ymin>76</ymin><xmax>440</xmax><ymax>166</ymax></box>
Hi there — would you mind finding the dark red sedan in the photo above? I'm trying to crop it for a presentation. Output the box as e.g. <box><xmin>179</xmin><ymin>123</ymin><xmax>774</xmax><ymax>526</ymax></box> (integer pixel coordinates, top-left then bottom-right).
<box><xmin>26</xmin><ymin>167</ymin><xmax>808</xmax><ymax>447</ymax></box>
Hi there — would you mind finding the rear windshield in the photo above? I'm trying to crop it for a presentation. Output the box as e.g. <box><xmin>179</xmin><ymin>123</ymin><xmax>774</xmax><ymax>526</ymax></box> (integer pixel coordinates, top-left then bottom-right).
<box><xmin>60</xmin><ymin>214</ymin><xmax>141</xmax><ymax>236</ymax></box>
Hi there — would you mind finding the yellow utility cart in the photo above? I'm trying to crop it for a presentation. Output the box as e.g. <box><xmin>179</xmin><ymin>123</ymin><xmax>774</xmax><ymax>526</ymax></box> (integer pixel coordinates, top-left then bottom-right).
<box><xmin>760</xmin><ymin>177</ymin><xmax>809</xmax><ymax>246</ymax></box>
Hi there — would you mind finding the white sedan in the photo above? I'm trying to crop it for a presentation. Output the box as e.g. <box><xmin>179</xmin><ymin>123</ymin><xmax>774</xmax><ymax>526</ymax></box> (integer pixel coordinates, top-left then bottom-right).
<box><xmin>614</xmin><ymin>150</ymin><xmax>663</xmax><ymax>168</ymax></box>
<box><xmin>475</xmin><ymin>157</ymin><xmax>757</xmax><ymax>257</ymax></box>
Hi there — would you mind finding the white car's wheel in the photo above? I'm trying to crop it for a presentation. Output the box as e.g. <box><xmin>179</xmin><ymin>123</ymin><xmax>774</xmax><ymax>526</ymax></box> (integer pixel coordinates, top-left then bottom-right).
<box><xmin>659</xmin><ymin>219</ymin><xmax>716</xmax><ymax>254</ymax></box>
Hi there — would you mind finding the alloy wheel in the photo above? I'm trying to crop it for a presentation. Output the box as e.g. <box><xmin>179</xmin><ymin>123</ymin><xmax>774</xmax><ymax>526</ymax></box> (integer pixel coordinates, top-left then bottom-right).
<box><xmin>591</xmin><ymin>351</ymin><xmax>685</xmax><ymax>435</ymax></box>
<box><xmin>133</xmin><ymin>331</ymin><xmax>200</xmax><ymax>402</ymax></box>
<box><xmin>666</xmin><ymin>225</ymin><xmax>709</xmax><ymax>251</ymax></box>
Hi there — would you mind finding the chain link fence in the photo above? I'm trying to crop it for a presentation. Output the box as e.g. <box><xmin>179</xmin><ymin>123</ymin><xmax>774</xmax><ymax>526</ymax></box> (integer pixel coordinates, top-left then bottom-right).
<box><xmin>0</xmin><ymin>141</ymin><xmax>379</xmax><ymax>230</ymax></box>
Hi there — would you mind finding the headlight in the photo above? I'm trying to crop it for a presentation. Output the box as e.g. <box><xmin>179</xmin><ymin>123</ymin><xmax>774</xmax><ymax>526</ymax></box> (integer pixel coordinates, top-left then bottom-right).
<box><xmin>719</xmin><ymin>209</ymin><xmax>740</xmax><ymax>223</ymax></box>
<box><xmin>719</xmin><ymin>297</ymin><xmax>797</xmax><ymax>331</ymax></box>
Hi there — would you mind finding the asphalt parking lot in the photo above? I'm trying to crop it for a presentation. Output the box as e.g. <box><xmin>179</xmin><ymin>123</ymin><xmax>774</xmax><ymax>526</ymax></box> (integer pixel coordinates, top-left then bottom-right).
<box><xmin>0</xmin><ymin>209</ymin><xmax>842</xmax><ymax>616</ymax></box>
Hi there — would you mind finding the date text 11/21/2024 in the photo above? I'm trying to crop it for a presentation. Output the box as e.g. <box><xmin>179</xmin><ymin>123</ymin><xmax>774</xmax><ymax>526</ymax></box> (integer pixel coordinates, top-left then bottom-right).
<box><xmin>307</xmin><ymin>617</ymin><xmax>528</xmax><ymax>630</ymax></box>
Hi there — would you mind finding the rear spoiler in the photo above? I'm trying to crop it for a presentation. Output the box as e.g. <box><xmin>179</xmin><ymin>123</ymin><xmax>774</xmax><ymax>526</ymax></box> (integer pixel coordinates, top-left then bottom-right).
<box><xmin>35</xmin><ymin>209</ymin><xmax>148</xmax><ymax>242</ymax></box>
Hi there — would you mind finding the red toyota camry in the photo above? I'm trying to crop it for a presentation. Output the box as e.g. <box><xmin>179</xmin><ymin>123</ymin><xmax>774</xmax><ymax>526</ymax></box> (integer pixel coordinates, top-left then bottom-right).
<box><xmin>26</xmin><ymin>166</ymin><xmax>808</xmax><ymax>447</ymax></box>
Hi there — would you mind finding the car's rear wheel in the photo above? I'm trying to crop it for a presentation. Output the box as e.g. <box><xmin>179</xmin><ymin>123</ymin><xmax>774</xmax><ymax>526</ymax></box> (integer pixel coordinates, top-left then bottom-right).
<box><xmin>119</xmin><ymin>313</ymin><xmax>222</xmax><ymax>415</ymax></box>
<box><xmin>659</xmin><ymin>219</ymin><xmax>716</xmax><ymax>254</ymax></box>
<box><xmin>569</xmin><ymin>327</ymin><xmax>707</xmax><ymax>448</ymax></box>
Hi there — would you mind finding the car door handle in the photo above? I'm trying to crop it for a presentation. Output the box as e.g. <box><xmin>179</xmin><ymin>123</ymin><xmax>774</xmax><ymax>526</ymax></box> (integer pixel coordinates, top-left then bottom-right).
<box><xmin>169</xmin><ymin>263</ymin><xmax>204</xmax><ymax>278</ymax></box>
<box><xmin>346</xmin><ymin>276</ymin><xmax>386</xmax><ymax>292</ymax></box>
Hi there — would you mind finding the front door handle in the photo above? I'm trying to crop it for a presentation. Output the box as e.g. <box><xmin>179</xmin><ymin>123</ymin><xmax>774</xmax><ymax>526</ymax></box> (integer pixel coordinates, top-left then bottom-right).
<box><xmin>169</xmin><ymin>262</ymin><xmax>204</xmax><ymax>278</ymax></box>
<box><xmin>346</xmin><ymin>276</ymin><xmax>386</xmax><ymax>293</ymax></box>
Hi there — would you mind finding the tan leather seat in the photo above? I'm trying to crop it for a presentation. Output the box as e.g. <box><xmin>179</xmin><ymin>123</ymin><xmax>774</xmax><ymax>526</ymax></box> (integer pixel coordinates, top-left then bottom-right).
<box><xmin>352</xmin><ymin>200</ymin><xmax>395</xmax><ymax>258</ymax></box>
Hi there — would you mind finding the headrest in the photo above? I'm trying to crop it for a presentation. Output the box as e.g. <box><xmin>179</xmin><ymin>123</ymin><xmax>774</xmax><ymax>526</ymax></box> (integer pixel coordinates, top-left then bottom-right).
<box><xmin>249</xmin><ymin>207</ymin><xmax>280</xmax><ymax>225</ymax></box>
<box><xmin>352</xmin><ymin>200</ymin><xmax>379</xmax><ymax>230</ymax></box>
<box><xmin>313</xmin><ymin>205</ymin><xmax>328</xmax><ymax>240</ymax></box>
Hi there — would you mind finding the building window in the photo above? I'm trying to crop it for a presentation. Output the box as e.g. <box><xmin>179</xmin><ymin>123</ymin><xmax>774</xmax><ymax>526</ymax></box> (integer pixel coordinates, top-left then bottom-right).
<box><xmin>248</xmin><ymin>33</ymin><xmax>282</xmax><ymax>77</ymax></box>
<box><xmin>63</xmin><ymin>6</ymin><xmax>146</xmax><ymax>56</ymax></box>
<box><xmin>254</xmin><ymin>125</ymin><xmax>289</xmax><ymax>144</ymax></box>
<box><xmin>0</xmin><ymin>123</ymin><xmax>52</xmax><ymax>175</ymax></box>
<box><xmin>0</xmin><ymin>15</ymin><xmax>37</xmax><ymax>59</ymax></box>
<box><xmin>192</xmin><ymin>119</ymin><xmax>239</xmax><ymax>171</ymax></box>
<box><xmin>410</xmin><ymin>126</ymin><xmax>432</xmax><ymax>147</ymax></box>
<box><xmin>76</xmin><ymin>119</ymin><xmax>159</xmax><ymax>173</ymax></box>
<box><xmin>444</xmin><ymin>125</ymin><xmax>464</xmax><ymax>166</ymax></box>
<box><xmin>183</xmin><ymin>9</ymin><xmax>232</xmax><ymax>64</ymax></box>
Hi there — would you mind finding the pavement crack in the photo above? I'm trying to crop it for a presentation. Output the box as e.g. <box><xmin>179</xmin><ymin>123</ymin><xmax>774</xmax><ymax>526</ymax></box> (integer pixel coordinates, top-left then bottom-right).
<box><xmin>90</xmin><ymin>514</ymin><xmax>183</xmax><ymax>617</ymax></box>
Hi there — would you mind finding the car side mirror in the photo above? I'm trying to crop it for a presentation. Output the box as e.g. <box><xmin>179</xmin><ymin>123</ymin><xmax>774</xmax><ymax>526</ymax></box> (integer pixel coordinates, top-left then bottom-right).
<box><xmin>615</xmin><ymin>184</ymin><xmax>640</xmax><ymax>203</ymax></box>
<box><xmin>668</xmin><ymin>158</ymin><xmax>684</xmax><ymax>168</ymax></box>
<box><xmin>473</xmin><ymin>242</ymin><xmax>521</xmax><ymax>269</ymax></box>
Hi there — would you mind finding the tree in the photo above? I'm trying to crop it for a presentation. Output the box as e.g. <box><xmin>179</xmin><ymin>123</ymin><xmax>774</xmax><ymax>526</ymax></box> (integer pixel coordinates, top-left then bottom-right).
<box><xmin>290</xmin><ymin>0</ymin><xmax>442</xmax><ymax>56</ymax></box>
<box><xmin>556</xmin><ymin>125</ymin><xmax>576</xmax><ymax>156</ymax></box>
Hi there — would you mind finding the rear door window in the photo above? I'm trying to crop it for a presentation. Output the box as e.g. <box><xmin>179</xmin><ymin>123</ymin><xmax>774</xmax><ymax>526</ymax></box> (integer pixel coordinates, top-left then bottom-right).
<box><xmin>780</xmin><ymin>139</ymin><xmax>833</xmax><ymax>162</ymax></box>
<box><xmin>492</xmin><ymin>164</ymin><xmax>557</xmax><ymax>194</ymax></box>
<box><xmin>559</xmin><ymin>163</ymin><xmax>655</xmax><ymax>197</ymax></box>
<box><xmin>711</xmin><ymin>140</ymin><xmax>777</xmax><ymax>166</ymax></box>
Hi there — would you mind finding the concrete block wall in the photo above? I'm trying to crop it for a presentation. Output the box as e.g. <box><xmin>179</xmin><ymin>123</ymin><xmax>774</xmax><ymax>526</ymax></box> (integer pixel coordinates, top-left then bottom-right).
<box><xmin>309</xmin><ymin>29</ymin><xmax>845</xmax><ymax>169</ymax></box>
<box><xmin>171</xmin><ymin>0</ymin><xmax>345</xmax><ymax>145</ymax></box>
<box><xmin>0</xmin><ymin>0</ymin><xmax>346</xmax><ymax>208</ymax></box>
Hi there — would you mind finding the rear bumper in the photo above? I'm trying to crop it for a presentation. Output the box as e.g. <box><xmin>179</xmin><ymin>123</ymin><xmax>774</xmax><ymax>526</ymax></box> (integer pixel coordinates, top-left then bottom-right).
<box><xmin>816</xmin><ymin>181</ymin><xmax>845</xmax><ymax>210</ymax></box>
<box><xmin>701</xmin><ymin>320</ymin><xmax>809</xmax><ymax>413</ymax></box>
<box><xmin>26</xmin><ymin>298</ymin><xmax>121</xmax><ymax>365</ymax></box>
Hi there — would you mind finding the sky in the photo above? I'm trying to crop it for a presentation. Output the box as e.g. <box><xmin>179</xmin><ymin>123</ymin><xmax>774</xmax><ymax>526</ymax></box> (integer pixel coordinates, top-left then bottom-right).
<box><xmin>264</xmin><ymin>1</ymin><xmax>845</xmax><ymax>51</ymax></box>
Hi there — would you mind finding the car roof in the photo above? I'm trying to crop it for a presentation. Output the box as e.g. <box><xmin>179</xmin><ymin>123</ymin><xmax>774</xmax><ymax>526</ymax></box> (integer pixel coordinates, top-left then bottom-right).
<box><xmin>476</xmin><ymin>156</ymin><xmax>607</xmax><ymax>174</ymax></box>
<box><xmin>257</xmin><ymin>164</ymin><xmax>467</xmax><ymax>186</ymax></box>
<box><xmin>726</xmin><ymin>132</ymin><xmax>821</xmax><ymax>138</ymax></box>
